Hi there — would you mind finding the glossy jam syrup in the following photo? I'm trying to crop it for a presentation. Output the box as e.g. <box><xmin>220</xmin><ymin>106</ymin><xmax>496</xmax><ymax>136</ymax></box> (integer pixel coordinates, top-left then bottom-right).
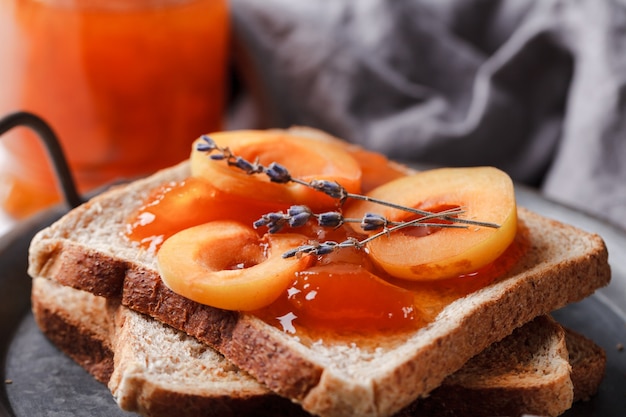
<box><xmin>255</xmin><ymin>224</ymin><xmax>529</xmax><ymax>337</ymax></box>
<box><xmin>126</xmin><ymin>172</ymin><xmax>527</xmax><ymax>336</ymax></box>
<box><xmin>255</xmin><ymin>262</ymin><xmax>426</xmax><ymax>335</ymax></box>
<box><xmin>125</xmin><ymin>176</ymin><xmax>289</xmax><ymax>251</ymax></box>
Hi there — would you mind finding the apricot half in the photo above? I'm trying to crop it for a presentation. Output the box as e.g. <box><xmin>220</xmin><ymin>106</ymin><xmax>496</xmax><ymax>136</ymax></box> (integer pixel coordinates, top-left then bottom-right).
<box><xmin>190</xmin><ymin>130</ymin><xmax>362</xmax><ymax>210</ymax></box>
<box><xmin>345</xmin><ymin>147</ymin><xmax>409</xmax><ymax>193</ymax></box>
<box><xmin>157</xmin><ymin>221</ymin><xmax>313</xmax><ymax>311</ymax></box>
<box><xmin>343</xmin><ymin>167</ymin><xmax>517</xmax><ymax>281</ymax></box>
<box><xmin>268</xmin><ymin>126</ymin><xmax>409</xmax><ymax>192</ymax></box>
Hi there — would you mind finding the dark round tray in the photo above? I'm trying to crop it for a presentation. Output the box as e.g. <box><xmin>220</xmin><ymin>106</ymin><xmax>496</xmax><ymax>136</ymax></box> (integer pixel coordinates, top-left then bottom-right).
<box><xmin>0</xmin><ymin>185</ymin><xmax>625</xmax><ymax>416</ymax></box>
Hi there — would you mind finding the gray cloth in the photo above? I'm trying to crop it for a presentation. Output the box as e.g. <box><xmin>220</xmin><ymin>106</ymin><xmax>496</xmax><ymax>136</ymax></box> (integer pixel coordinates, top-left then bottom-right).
<box><xmin>229</xmin><ymin>0</ymin><xmax>626</xmax><ymax>230</ymax></box>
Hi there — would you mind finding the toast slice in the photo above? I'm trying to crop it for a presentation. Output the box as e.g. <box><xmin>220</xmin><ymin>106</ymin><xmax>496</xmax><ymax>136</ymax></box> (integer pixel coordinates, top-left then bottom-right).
<box><xmin>31</xmin><ymin>277</ymin><xmax>306</xmax><ymax>417</ymax></box>
<box><xmin>28</xmin><ymin>158</ymin><xmax>611</xmax><ymax>417</ymax></box>
<box><xmin>565</xmin><ymin>327</ymin><xmax>607</xmax><ymax>402</ymax></box>
<box><xmin>31</xmin><ymin>277</ymin><xmax>605</xmax><ymax>417</ymax></box>
<box><xmin>31</xmin><ymin>277</ymin><xmax>114</xmax><ymax>384</ymax></box>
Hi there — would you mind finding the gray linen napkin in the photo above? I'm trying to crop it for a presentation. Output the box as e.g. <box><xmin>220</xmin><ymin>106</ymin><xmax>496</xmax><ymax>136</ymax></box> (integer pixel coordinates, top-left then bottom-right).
<box><xmin>229</xmin><ymin>0</ymin><xmax>626</xmax><ymax>230</ymax></box>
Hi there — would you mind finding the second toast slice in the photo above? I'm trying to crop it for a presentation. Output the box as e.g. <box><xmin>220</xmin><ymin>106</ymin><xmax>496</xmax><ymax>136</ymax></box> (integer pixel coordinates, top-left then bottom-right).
<box><xmin>33</xmin><ymin>277</ymin><xmax>606</xmax><ymax>417</ymax></box>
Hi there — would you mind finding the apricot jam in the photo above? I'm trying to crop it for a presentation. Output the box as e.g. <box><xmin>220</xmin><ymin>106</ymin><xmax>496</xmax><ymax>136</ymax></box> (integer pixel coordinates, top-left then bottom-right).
<box><xmin>254</xmin><ymin>263</ymin><xmax>425</xmax><ymax>334</ymax></box>
<box><xmin>127</xmin><ymin>172</ymin><xmax>527</xmax><ymax>337</ymax></box>
<box><xmin>125</xmin><ymin>177</ymin><xmax>289</xmax><ymax>251</ymax></box>
<box><xmin>256</xmin><ymin>227</ymin><xmax>528</xmax><ymax>337</ymax></box>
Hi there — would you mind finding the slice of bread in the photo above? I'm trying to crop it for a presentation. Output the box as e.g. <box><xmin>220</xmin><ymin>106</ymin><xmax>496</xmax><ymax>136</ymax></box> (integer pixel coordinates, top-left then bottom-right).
<box><xmin>31</xmin><ymin>276</ymin><xmax>114</xmax><ymax>384</ymax></box>
<box><xmin>566</xmin><ymin>328</ymin><xmax>607</xmax><ymax>402</ymax></box>
<box><xmin>28</xmin><ymin>159</ymin><xmax>610</xmax><ymax>417</ymax></box>
<box><xmin>31</xmin><ymin>277</ymin><xmax>305</xmax><ymax>417</ymax></box>
<box><xmin>31</xmin><ymin>277</ymin><xmax>605</xmax><ymax>417</ymax></box>
<box><xmin>107</xmin><ymin>295</ymin><xmax>307</xmax><ymax>417</ymax></box>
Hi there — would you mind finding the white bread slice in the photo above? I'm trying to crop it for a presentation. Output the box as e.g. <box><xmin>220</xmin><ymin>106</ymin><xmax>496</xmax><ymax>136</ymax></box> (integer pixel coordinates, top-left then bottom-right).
<box><xmin>32</xmin><ymin>277</ymin><xmax>606</xmax><ymax>417</ymax></box>
<box><xmin>28</xmin><ymin>159</ymin><xmax>610</xmax><ymax>417</ymax></box>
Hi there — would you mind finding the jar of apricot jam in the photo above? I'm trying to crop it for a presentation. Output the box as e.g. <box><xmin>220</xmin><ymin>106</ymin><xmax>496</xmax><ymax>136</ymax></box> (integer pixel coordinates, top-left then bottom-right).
<box><xmin>0</xmin><ymin>0</ymin><xmax>229</xmax><ymax>218</ymax></box>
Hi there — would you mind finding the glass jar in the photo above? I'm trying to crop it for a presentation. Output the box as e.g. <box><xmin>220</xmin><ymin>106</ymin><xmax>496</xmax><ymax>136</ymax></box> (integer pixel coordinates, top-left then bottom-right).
<box><xmin>0</xmin><ymin>0</ymin><xmax>229</xmax><ymax>217</ymax></box>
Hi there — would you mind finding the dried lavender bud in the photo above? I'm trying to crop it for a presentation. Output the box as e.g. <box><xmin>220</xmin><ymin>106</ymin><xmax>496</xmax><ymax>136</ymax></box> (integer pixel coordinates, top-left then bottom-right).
<box><xmin>265</xmin><ymin>162</ymin><xmax>291</xmax><ymax>183</ymax></box>
<box><xmin>286</xmin><ymin>205</ymin><xmax>312</xmax><ymax>227</ymax></box>
<box><xmin>196</xmin><ymin>135</ymin><xmax>217</xmax><ymax>152</ymax></box>
<box><xmin>254</xmin><ymin>211</ymin><xmax>288</xmax><ymax>233</ymax></box>
<box><xmin>268</xmin><ymin>223</ymin><xmax>285</xmax><ymax>234</ymax></box>
<box><xmin>309</xmin><ymin>180</ymin><xmax>347</xmax><ymax>200</ymax></box>
<box><xmin>210</xmin><ymin>153</ymin><xmax>227</xmax><ymax>161</ymax></box>
<box><xmin>234</xmin><ymin>156</ymin><xmax>262</xmax><ymax>174</ymax></box>
<box><xmin>253</xmin><ymin>215</ymin><xmax>271</xmax><ymax>229</ymax></box>
<box><xmin>299</xmin><ymin>244</ymin><xmax>318</xmax><ymax>253</ymax></box>
<box><xmin>361</xmin><ymin>213</ymin><xmax>388</xmax><ymax>231</ymax></box>
<box><xmin>283</xmin><ymin>241</ymin><xmax>339</xmax><ymax>258</ymax></box>
<box><xmin>267</xmin><ymin>212</ymin><xmax>287</xmax><ymax>222</ymax></box>
<box><xmin>196</xmin><ymin>143</ymin><xmax>214</xmax><ymax>153</ymax></box>
<box><xmin>253</xmin><ymin>218</ymin><xmax>268</xmax><ymax>229</ymax></box>
<box><xmin>316</xmin><ymin>241</ymin><xmax>338</xmax><ymax>255</ymax></box>
<box><xmin>288</xmin><ymin>205</ymin><xmax>312</xmax><ymax>217</ymax></box>
<box><xmin>289</xmin><ymin>212</ymin><xmax>311</xmax><ymax>228</ymax></box>
<box><xmin>317</xmin><ymin>211</ymin><xmax>344</xmax><ymax>228</ymax></box>
<box><xmin>281</xmin><ymin>237</ymin><xmax>366</xmax><ymax>258</ymax></box>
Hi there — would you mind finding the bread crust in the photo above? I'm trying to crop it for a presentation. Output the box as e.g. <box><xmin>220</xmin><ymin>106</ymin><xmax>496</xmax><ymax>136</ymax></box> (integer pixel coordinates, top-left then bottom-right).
<box><xmin>31</xmin><ymin>279</ymin><xmax>114</xmax><ymax>384</ymax></box>
<box><xmin>403</xmin><ymin>315</ymin><xmax>572</xmax><ymax>417</ymax></box>
<box><xmin>28</xmin><ymin>161</ymin><xmax>611</xmax><ymax>417</ymax></box>
<box><xmin>565</xmin><ymin>328</ymin><xmax>607</xmax><ymax>401</ymax></box>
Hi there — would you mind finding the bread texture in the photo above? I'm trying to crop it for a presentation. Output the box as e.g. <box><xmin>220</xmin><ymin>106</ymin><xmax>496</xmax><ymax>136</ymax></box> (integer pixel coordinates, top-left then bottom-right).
<box><xmin>31</xmin><ymin>276</ymin><xmax>113</xmax><ymax>384</ymax></box>
<box><xmin>108</xmin><ymin>297</ymin><xmax>307</xmax><ymax>417</ymax></box>
<box><xmin>565</xmin><ymin>328</ymin><xmax>607</xmax><ymax>402</ymax></box>
<box><xmin>28</xmin><ymin>159</ymin><xmax>611</xmax><ymax>417</ymax></box>
<box><xmin>408</xmin><ymin>315</ymin><xmax>572</xmax><ymax>417</ymax></box>
<box><xmin>32</xmin><ymin>278</ymin><xmax>606</xmax><ymax>417</ymax></box>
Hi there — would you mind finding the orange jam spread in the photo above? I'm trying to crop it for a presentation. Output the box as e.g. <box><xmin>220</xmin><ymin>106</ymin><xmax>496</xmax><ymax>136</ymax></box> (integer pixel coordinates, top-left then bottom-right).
<box><xmin>126</xmin><ymin>130</ymin><xmax>521</xmax><ymax>337</ymax></box>
<box><xmin>126</xmin><ymin>176</ymin><xmax>526</xmax><ymax>337</ymax></box>
<box><xmin>255</xmin><ymin>227</ymin><xmax>527</xmax><ymax>337</ymax></box>
<box><xmin>254</xmin><ymin>263</ymin><xmax>424</xmax><ymax>334</ymax></box>
<box><xmin>126</xmin><ymin>176</ymin><xmax>290</xmax><ymax>250</ymax></box>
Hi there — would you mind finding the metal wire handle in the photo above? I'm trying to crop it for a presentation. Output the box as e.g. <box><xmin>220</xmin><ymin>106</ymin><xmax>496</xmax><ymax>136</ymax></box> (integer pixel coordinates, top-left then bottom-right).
<box><xmin>0</xmin><ymin>111</ymin><xmax>83</xmax><ymax>209</ymax></box>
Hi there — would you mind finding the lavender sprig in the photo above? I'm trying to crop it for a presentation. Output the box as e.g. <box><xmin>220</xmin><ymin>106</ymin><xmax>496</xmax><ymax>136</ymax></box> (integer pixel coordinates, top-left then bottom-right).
<box><xmin>197</xmin><ymin>135</ymin><xmax>499</xmax><ymax>229</ymax></box>
<box><xmin>277</xmin><ymin>206</ymin><xmax>469</xmax><ymax>258</ymax></box>
<box><xmin>198</xmin><ymin>135</ymin><xmax>293</xmax><ymax>182</ymax></box>
<box><xmin>282</xmin><ymin>239</ymin><xmax>361</xmax><ymax>259</ymax></box>
<box><xmin>254</xmin><ymin>205</ymin><xmax>467</xmax><ymax>235</ymax></box>
<box><xmin>198</xmin><ymin>135</ymin><xmax>501</xmax><ymax>258</ymax></box>
<box><xmin>254</xmin><ymin>205</ymin><xmax>354</xmax><ymax>232</ymax></box>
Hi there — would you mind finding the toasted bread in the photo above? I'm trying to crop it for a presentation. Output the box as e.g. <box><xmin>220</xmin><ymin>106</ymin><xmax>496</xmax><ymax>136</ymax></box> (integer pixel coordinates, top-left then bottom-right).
<box><xmin>28</xmin><ymin>141</ymin><xmax>610</xmax><ymax>417</ymax></box>
<box><xmin>31</xmin><ymin>277</ymin><xmax>114</xmax><ymax>384</ymax></box>
<box><xmin>566</xmin><ymin>327</ymin><xmax>607</xmax><ymax>402</ymax></box>
<box><xmin>32</xmin><ymin>277</ymin><xmax>605</xmax><ymax>417</ymax></box>
<box><xmin>31</xmin><ymin>277</ymin><xmax>306</xmax><ymax>417</ymax></box>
